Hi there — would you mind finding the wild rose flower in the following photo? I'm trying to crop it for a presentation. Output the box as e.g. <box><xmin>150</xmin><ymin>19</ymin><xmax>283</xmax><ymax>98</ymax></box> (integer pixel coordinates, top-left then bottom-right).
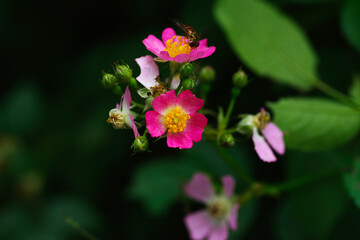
<box><xmin>145</xmin><ymin>90</ymin><xmax>207</xmax><ymax>149</ymax></box>
<box><xmin>107</xmin><ymin>86</ymin><xmax>140</xmax><ymax>139</ymax></box>
<box><xmin>238</xmin><ymin>108</ymin><xmax>285</xmax><ymax>162</ymax></box>
<box><xmin>143</xmin><ymin>28</ymin><xmax>215</xmax><ymax>63</ymax></box>
<box><xmin>184</xmin><ymin>173</ymin><xmax>239</xmax><ymax>240</ymax></box>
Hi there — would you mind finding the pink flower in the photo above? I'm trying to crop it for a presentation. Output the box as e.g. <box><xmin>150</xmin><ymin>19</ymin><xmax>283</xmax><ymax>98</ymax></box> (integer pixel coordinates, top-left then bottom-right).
<box><xmin>107</xmin><ymin>86</ymin><xmax>140</xmax><ymax>139</ymax></box>
<box><xmin>239</xmin><ymin>108</ymin><xmax>285</xmax><ymax>162</ymax></box>
<box><xmin>145</xmin><ymin>90</ymin><xmax>207</xmax><ymax>149</ymax></box>
<box><xmin>184</xmin><ymin>173</ymin><xmax>239</xmax><ymax>240</ymax></box>
<box><xmin>143</xmin><ymin>28</ymin><xmax>216</xmax><ymax>63</ymax></box>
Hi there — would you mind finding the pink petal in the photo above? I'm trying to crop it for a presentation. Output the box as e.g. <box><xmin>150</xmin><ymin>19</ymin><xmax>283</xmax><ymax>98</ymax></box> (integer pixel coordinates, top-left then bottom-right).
<box><xmin>184</xmin><ymin>173</ymin><xmax>214</xmax><ymax>203</ymax></box>
<box><xmin>142</xmin><ymin>35</ymin><xmax>165</xmax><ymax>56</ymax></box>
<box><xmin>190</xmin><ymin>39</ymin><xmax>216</xmax><ymax>61</ymax></box>
<box><xmin>221</xmin><ymin>175</ymin><xmax>235</xmax><ymax>197</ymax></box>
<box><xmin>184</xmin><ymin>113</ymin><xmax>207</xmax><ymax>142</ymax></box>
<box><xmin>262</xmin><ymin>122</ymin><xmax>285</xmax><ymax>155</ymax></box>
<box><xmin>201</xmin><ymin>46</ymin><xmax>216</xmax><ymax>59</ymax></box>
<box><xmin>252</xmin><ymin>128</ymin><xmax>277</xmax><ymax>162</ymax></box>
<box><xmin>176</xmin><ymin>90</ymin><xmax>204</xmax><ymax>114</ymax></box>
<box><xmin>145</xmin><ymin>111</ymin><xmax>166</xmax><ymax>137</ymax></box>
<box><xmin>166</xmin><ymin>131</ymin><xmax>193</xmax><ymax>149</ymax></box>
<box><xmin>208</xmin><ymin>223</ymin><xmax>228</xmax><ymax>240</ymax></box>
<box><xmin>228</xmin><ymin>204</ymin><xmax>239</xmax><ymax>230</ymax></box>
<box><xmin>129</xmin><ymin>114</ymin><xmax>140</xmax><ymax>139</ymax></box>
<box><xmin>162</xmin><ymin>27</ymin><xmax>176</xmax><ymax>44</ymax></box>
<box><xmin>135</xmin><ymin>55</ymin><xmax>159</xmax><ymax>89</ymax></box>
<box><xmin>174</xmin><ymin>53</ymin><xmax>190</xmax><ymax>63</ymax></box>
<box><xmin>197</xmin><ymin>39</ymin><xmax>209</xmax><ymax>51</ymax></box>
<box><xmin>159</xmin><ymin>51</ymin><xmax>173</xmax><ymax>61</ymax></box>
<box><xmin>121</xmin><ymin>86</ymin><xmax>131</xmax><ymax>114</ymax></box>
<box><xmin>188</xmin><ymin>50</ymin><xmax>204</xmax><ymax>62</ymax></box>
<box><xmin>184</xmin><ymin>210</ymin><xmax>213</xmax><ymax>240</ymax></box>
<box><xmin>152</xmin><ymin>90</ymin><xmax>177</xmax><ymax>115</ymax></box>
<box><xmin>170</xmin><ymin>74</ymin><xmax>180</xmax><ymax>90</ymax></box>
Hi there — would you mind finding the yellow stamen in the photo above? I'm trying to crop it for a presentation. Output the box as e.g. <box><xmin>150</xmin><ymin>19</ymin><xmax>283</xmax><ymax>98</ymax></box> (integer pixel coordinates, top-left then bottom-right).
<box><xmin>164</xmin><ymin>36</ymin><xmax>192</xmax><ymax>58</ymax></box>
<box><xmin>164</xmin><ymin>106</ymin><xmax>190</xmax><ymax>133</ymax></box>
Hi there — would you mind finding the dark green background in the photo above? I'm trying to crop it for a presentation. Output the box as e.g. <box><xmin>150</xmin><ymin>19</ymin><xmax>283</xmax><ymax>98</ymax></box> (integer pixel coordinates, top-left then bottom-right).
<box><xmin>1</xmin><ymin>0</ymin><xmax>360</xmax><ymax>239</ymax></box>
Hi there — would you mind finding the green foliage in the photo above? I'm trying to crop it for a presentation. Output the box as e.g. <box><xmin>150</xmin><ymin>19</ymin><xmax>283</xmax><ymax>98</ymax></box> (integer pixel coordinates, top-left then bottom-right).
<box><xmin>214</xmin><ymin>0</ymin><xmax>319</xmax><ymax>90</ymax></box>
<box><xmin>268</xmin><ymin>98</ymin><xmax>360</xmax><ymax>151</ymax></box>
<box><xmin>349</xmin><ymin>75</ymin><xmax>360</xmax><ymax>104</ymax></box>
<box><xmin>341</xmin><ymin>0</ymin><xmax>360</xmax><ymax>53</ymax></box>
<box><xmin>343</xmin><ymin>158</ymin><xmax>360</xmax><ymax>208</ymax></box>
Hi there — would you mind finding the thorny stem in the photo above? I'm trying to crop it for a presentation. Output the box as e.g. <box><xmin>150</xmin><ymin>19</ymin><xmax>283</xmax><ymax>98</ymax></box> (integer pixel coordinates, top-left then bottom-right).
<box><xmin>213</xmin><ymin>142</ymin><xmax>254</xmax><ymax>185</ymax></box>
<box><xmin>316</xmin><ymin>81</ymin><xmax>360</xmax><ymax>110</ymax></box>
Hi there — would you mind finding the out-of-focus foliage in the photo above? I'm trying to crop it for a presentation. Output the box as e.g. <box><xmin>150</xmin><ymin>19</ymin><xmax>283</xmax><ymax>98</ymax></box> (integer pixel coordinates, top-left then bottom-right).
<box><xmin>268</xmin><ymin>98</ymin><xmax>360</xmax><ymax>150</ymax></box>
<box><xmin>344</xmin><ymin>158</ymin><xmax>360</xmax><ymax>208</ymax></box>
<box><xmin>349</xmin><ymin>76</ymin><xmax>360</xmax><ymax>104</ymax></box>
<box><xmin>214</xmin><ymin>0</ymin><xmax>319</xmax><ymax>90</ymax></box>
<box><xmin>341</xmin><ymin>0</ymin><xmax>360</xmax><ymax>53</ymax></box>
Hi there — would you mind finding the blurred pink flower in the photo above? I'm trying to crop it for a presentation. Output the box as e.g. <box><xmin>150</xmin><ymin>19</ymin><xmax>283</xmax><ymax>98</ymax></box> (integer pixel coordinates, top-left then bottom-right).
<box><xmin>107</xmin><ymin>86</ymin><xmax>140</xmax><ymax>139</ymax></box>
<box><xmin>143</xmin><ymin>28</ymin><xmax>215</xmax><ymax>63</ymax></box>
<box><xmin>184</xmin><ymin>173</ymin><xmax>239</xmax><ymax>240</ymax></box>
<box><xmin>145</xmin><ymin>90</ymin><xmax>207</xmax><ymax>149</ymax></box>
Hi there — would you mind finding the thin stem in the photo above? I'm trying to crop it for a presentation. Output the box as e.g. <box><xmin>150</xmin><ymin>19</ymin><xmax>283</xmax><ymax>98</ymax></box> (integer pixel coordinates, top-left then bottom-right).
<box><xmin>222</xmin><ymin>88</ymin><xmax>241</xmax><ymax>130</ymax></box>
<box><xmin>131</xmin><ymin>101</ymin><xmax>144</xmax><ymax>109</ymax></box>
<box><xmin>213</xmin><ymin>142</ymin><xmax>254</xmax><ymax>185</ymax></box>
<box><xmin>316</xmin><ymin>81</ymin><xmax>360</xmax><ymax>109</ymax></box>
<box><xmin>65</xmin><ymin>216</ymin><xmax>101</xmax><ymax>240</ymax></box>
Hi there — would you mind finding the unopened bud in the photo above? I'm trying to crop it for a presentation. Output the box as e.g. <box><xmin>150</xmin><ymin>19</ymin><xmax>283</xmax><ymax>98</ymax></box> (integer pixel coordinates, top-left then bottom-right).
<box><xmin>180</xmin><ymin>63</ymin><xmax>194</xmax><ymax>81</ymax></box>
<box><xmin>133</xmin><ymin>136</ymin><xmax>149</xmax><ymax>152</ymax></box>
<box><xmin>199</xmin><ymin>66</ymin><xmax>215</xmax><ymax>83</ymax></box>
<box><xmin>182</xmin><ymin>78</ymin><xmax>196</xmax><ymax>90</ymax></box>
<box><xmin>107</xmin><ymin>108</ymin><xmax>126</xmax><ymax>130</ymax></box>
<box><xmin>232</xmin><ymin>69</ymin><xmax>248</xmax><ymax>88</ymax></box>
<box><xmin>115</xmin><ymin>64</ymin><xmax>132</xmax><ymax>83</ymax></box>
<box><xmin>101</xmin><ymin>71</ymin><xmax>117</xmax><ymax>89</ymax></box>
<box><xmin>219</xmin><ymin>133</ymin><xmax>235</xmax><ymax>148</ymax></box>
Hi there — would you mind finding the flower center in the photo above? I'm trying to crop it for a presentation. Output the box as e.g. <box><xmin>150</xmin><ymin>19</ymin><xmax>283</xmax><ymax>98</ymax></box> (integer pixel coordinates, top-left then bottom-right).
<box><xmin>253</xmin><ymin>109</ymin><xmax>270</xmax><ymax>130</ymax></box>
<box><xmin>207</xmin><ymin>196</ymin><xmax>230</xmax><ymax>219</ymax></box>
<box><xmin>107</xmin><ymin>109</ymin><xmax>126</xmax><ymax>130</ymax></box>
<box><xmin>164</xmin><ymin>36</ymin><xmax>192</xmax><ymax>58</ymax></box>
<box><xmin>164</xmin><ymin>106</ymin><xmax>190</xmax><ymax>133</ymax></box>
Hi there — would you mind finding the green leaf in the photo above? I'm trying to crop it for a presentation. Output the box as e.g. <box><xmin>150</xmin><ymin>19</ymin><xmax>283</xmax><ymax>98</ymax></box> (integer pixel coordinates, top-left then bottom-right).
<box><xmin>343</xmin><ymin>158</ymin><xmax>360</xmax><ymax>208</ymax></box>
<box><xmin>128</xmin><ymin>159</ymin><xmax>197</xmax><ymax>215</ymax></box>
<box><xmin>349</xmin><ymin>75</ymin><xmax>360</xmax><ymax>104</ymax></box>
<box><xmin>214</xmin><ymin>0</ymin><xmax>319</xmax><ymax>90</ymax></box>
<box><xmin>268</xmin><ymin>98</ymin><xmax>360</xmax><ymax>151</ymax></box>
<box><xmin>341</xmin><ymin>0</ymin><xmax>360</xmax><ymax>53</ymax></box>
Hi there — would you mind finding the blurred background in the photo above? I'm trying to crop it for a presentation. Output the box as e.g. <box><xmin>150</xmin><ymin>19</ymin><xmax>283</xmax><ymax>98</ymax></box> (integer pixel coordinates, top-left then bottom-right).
<box><xmin>1</xmin><ymin>0</ymin><xmax>360</xmax><ymax>239</ymax></box>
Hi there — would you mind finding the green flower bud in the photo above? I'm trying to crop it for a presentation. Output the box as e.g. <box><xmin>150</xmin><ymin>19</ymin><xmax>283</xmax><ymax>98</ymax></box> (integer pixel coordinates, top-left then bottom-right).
<box><xmin>133</xmin><ymin>136</ymin><xmax>149</xmax><ymax>152</ymax></box>
<box><xmin>129</xmin><ymin>77</ymin><xmax>140</xmax><ymax>90</ymax></box>
<box><xmin>115</xmin><ymin>64</ymin><xmax>132</xmax><ymax>83</ymax></box>
<box><xmin>112</xmin><ymin>85</ymin><xmax>123</xmax><ymax>96</ymax></box>
<box><xmin>219</xmin><ymin>133</ymin><xmax>235</xmax><ymax>148</ymax></box>
<box><xmin>101</xmin><ymin>71</ymin><xmax>117</xmax><ymax>89</ymax></box>
<box><xmin>182</xmin><ymin>78</ymin><xmax>196</xmax><ymax>90</ymax></box>
<box><xmin>232</xmin><ymin>69</ymin><xmax>248</xmax><ymax>88</ymax></box>
<box><xmin>180</xmin><ymin>63</ymin><xmax>194</xmax><ymax>81</ymax></box>
<box><xmin>199</xmin><ymin>66</ymin><xmax>216</xmax><ymax>83</ymax></box>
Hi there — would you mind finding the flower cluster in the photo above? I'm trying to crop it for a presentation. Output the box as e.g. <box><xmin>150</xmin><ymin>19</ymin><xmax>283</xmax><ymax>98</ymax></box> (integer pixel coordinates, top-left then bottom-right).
<box><xmin>100</xmin><ymin>19</ymin><xmax>286</xmax><ymax>240</ymax></box>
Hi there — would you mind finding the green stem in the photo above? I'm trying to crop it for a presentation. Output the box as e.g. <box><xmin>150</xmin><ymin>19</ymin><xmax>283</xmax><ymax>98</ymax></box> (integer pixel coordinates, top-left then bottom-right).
<box><xmin>316</xmin><ymin>81</ymin><xmax>360</xmax><ymax>109</ymax></box>
<box><xmin>213</xmin><ymin>142</ymin><xmax>254</xmax><ymax>184</ymax></box>
<box><xmin>222</xmin><ymin>88</ymin><xmax>241</xmax><ymax>130</ymax></box>
<box><xmin>131</xmin><ymin>101</ymin><xmax>144</xmax><ymax>109</ymax></box>
<box><xmin>65</xmin><ymin>216</ymin><xmax>100</xmax><ymax>240</ymax></box>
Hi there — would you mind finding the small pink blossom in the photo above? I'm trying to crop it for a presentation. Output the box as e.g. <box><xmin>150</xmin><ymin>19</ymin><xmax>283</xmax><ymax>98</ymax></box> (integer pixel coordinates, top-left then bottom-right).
<box><xmin>184</xmin><ymin>173</ymin><xmax>239</xmax><ymax>240</ymax></box>
<box><xmin>145</xmin><ymin>90</ymin><xmax>207</xmax><ymax>149</ymax></box>
<box><xmin>143</xmin><ymin>28</ymin><xmax>216</xmax><ymax>63</ymax></box>
<box><xmin>107</xmin><ymin>86</ymin><xmax>140</xmax><ymax>139</ymax></box>
<box><xmin>251</xmin><ymin>109</ymin><xmax>285</xmax><ymax>162</ymax></box>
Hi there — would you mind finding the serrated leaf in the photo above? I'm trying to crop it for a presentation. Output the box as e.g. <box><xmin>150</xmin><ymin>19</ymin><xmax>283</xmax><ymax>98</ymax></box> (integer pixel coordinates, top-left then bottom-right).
<box><xmin>344</xmin><ymin>159</ymin><xmax>360</xmax><ymax>208</ymax></box>
<box><xmin>268</xmin><ymin>98</ymin><xmax>360</xmax><ymax>151</ymax></box>
<box><xmin>349</xmin><ymin>75</ymin><xmax>360</xmax><ymax>104</ymax></box>
<box><xmin>214</xmin><ymin>0</ymin><xmax>319</xmax><ymax>90</ymax></box>
<box><xmin>341</xmin><ymin>0</ymin><xmax>360</xmax><ymax>53</ymax></box>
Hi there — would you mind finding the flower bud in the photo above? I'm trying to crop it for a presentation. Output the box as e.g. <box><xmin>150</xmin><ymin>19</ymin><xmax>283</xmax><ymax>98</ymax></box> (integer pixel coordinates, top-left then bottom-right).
<box><xmin>232</xmin><ymin>69</ymin><xmax>248</xmax><ymax>88</ymax></box>
<box><xmin>219</xmin><ymin>133</ymin><xmax>235</xmax><ymax>148</ymax></box>
<box><xmin>180</xmin><ymin>63</ymin><xmax>194</xmax><ymax>81</ymax></box>
<box><xmin>199</xmin><ymin>66</ymin><xmax>216</xmax><ymax>83</ymax></box>
<box><xmin>112</xmin><ymin>85</ymin><xmax>123</xmax><ymax>96</ymax></box>
<box><xmin>101</xmin><ymin>71</ymin><xmax>117</xmax><ymax>89</ymax></box>
<box><xmin>236</xmin><ymin>115</ymin><xmax>254</xmax><ymax>135</ymax></box>
<box><xmin>115</xmin><ymin>64</ymin><xmax>132</xmax><ymax>83</ymax></box>
<box><xmin>107</xmin><ymin>108</ymin><xmax>126</xmax><ymax>130</ymax></box>
<box><xmin>133</xmin><ymin>136</ymin><xmax>149</xmax><ymax>152</ymax></box>
<box><xmin>182</xmin><ymin>78</ymin><xmax>196</xmax><ymax>90</ymax></box>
